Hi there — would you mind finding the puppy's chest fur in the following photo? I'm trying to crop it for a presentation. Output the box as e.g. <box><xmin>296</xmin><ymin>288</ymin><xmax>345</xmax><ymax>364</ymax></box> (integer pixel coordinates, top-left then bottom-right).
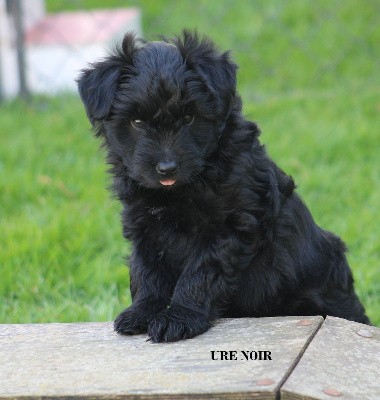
<box><xmin>124</xmin><ymin>191</ymin><xmax>226</xmax><ymax>268</ymax></box>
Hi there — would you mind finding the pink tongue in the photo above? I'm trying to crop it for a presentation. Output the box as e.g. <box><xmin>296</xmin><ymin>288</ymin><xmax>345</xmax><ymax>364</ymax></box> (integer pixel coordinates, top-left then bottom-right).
<box><xmin>160</xmin><ymin>179</ymin><xmax>176</xmax><ymax>186</ymax></box>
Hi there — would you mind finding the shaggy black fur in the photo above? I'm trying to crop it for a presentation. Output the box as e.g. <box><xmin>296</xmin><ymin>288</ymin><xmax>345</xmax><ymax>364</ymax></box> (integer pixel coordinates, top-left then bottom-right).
<box><xmin>77</xmin><ymin>31</ymin><xmax>370</xmax><ymax>342</ymax></box>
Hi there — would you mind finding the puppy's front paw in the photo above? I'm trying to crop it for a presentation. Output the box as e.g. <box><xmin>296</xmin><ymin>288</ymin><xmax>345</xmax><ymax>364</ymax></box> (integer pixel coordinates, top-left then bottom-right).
<box><xmin>148</xmin><ymin>305</ymin><xmax>211</xmax><ymax>343</ymax></box>
<box><xmin>114</xmin><ymin>305</ymin><xmax>153</xmax><ymax>335</ymax></box>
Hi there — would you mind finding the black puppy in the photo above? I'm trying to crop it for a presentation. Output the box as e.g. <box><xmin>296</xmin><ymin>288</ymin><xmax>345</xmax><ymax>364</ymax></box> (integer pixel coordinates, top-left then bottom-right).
<box><xmin>77</xmin><ymin>31</ymin><xmax>370</xmax><ymax>342</ymax></box>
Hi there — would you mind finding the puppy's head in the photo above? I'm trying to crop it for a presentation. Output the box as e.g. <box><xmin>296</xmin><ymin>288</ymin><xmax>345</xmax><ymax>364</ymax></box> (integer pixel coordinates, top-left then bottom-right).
<box><xmin>77</xmin><ymin>30</ymin><xmax>237</xmax><ymax>189</ymax></box>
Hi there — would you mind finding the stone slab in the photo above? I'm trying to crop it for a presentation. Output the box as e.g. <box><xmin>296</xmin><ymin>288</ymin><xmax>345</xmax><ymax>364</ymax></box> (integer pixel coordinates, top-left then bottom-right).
<box><xmin>0</xmin><ymin>316</ymin><xmax>322</xmax><ymax>399</ymax></box>
<box><xmin>281</xmin><ymin>316</ymin><xmax>380</xmax><ymax>400</ymax></box>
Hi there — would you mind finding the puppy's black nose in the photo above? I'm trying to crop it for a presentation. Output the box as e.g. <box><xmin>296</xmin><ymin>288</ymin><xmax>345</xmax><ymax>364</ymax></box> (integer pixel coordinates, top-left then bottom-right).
<box><xmin>156</xmin><ymin>161</ymin><xmax>178</xmax><ymax>175</ymax></box>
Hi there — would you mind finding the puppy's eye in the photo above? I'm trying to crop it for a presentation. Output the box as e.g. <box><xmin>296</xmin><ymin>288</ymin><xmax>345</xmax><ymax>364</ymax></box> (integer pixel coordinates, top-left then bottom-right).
<box><xmin>131</xmin><ymin>119</ymin><xmax>143</xmax><ymax>128</ymax></box>
<box><xmin>183</xmin><ymin>114</ymin><xmax>194</xmax><ymax>125</ymax></box>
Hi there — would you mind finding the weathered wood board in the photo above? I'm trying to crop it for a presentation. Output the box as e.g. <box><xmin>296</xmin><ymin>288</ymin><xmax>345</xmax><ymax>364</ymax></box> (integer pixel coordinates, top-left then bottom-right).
<box><xmin>281</xmin><ymin>316</ymin><xmax>380</xmax><ymax>400</ymax></box>
<box><xmin>0</xmin><ymin>316</ymin><xmax>322</xmax><ymax>399</ymax></box>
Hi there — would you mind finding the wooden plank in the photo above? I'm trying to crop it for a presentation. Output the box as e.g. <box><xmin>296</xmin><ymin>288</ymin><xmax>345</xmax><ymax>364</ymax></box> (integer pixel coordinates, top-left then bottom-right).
<box><xmin>281</xmin><ymin>316</ymin><xmax>380</xmax><ymax>400</ymax></box>
<box><xmin>0</xmin><ymin>316</ymin><xmax>322</xmax><ymax>399</ymax></box>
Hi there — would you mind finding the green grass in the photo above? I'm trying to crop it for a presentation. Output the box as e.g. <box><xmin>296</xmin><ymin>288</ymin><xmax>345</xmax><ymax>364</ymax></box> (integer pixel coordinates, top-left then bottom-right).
<box><xmin>1</xmin><ymin>0</ymin><xmax>379</xmax><ymax>325</ymax></box>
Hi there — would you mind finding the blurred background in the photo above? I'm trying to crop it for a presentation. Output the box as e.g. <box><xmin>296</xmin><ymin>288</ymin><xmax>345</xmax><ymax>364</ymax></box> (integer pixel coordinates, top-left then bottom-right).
<box><xmin>0</xmin><ymin>0</ymin><xmax>379</xmax><ymax>325</ymax></box>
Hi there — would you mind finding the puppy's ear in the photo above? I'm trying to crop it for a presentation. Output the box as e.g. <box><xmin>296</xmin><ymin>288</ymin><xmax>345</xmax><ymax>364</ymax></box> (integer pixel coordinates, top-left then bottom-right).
<box><xmin>174</xmin><ymin>30</ymin><xmax>238</xmax><ymax>119</ymax></box>
<box><xmin>77</xmin><ymin>62</ymin><xmax>119</xmax><ymax>125</ymax></box>
<box><xmin>77</xmin><ymin>33</ymin><xmax>137</xmax><ymax>126</ymax></box>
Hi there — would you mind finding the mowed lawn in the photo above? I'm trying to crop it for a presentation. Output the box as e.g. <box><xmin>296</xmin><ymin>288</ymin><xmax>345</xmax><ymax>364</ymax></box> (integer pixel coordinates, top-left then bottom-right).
<box><xmin>1</xmin><ymin>0</ymin><xmax>379</xmax><ymax>325</ymax></box>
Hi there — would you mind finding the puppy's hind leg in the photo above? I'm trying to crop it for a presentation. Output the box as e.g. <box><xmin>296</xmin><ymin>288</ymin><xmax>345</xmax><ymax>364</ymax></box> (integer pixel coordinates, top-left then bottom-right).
<box><xmin>311</xmin><ymin>241</ymin><xmax>372</xmax><ymax>325</ymax></box>
<box><xmin>322</xmin><ymin>287</ymin><xmax>371</xmax><ymax>325</ymax></box>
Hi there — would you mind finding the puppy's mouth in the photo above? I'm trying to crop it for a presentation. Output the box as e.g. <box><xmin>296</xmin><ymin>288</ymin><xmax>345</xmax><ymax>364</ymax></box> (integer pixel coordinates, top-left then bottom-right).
<box><xmin>159</xmin><ymin>179</ymin><xmax>177</xmax><ymax>186</ymax></box>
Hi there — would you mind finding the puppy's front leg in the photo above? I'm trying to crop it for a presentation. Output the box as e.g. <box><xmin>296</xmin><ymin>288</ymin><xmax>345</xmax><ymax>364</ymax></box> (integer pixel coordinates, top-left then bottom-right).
<box><xmin>114</xmin><ymin>250</ymin><xmax>174</xmax><ymax>335</ymax></box>
<box><xmin>148</xmin><ymin>236</ymin><xmax>245</xmax><ymax>343</ymax></box>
